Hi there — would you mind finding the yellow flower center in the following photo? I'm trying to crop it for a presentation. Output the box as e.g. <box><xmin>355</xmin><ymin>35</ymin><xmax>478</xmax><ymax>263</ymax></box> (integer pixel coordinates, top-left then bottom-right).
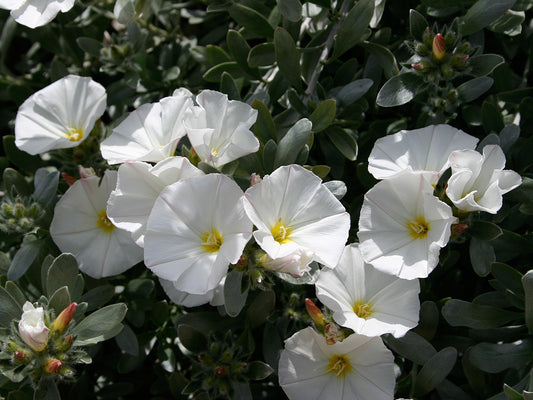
<box><xmin>96</xmin><ymin>210</ymin><xmax>115</xmax><ymax>233</ymax></box>
<box><xmin>201</xmin><ymin>229</ymin><xmax>223</xmax><ymax>253</ymax></box>
<box><xmin>327</xmin><ymin>355</ymin><xmax>352</xmax><ymax>378</ymax></box>
<box><xmin>407</xmin><ymin>216</ymin><xmax>430</xmax><ymax>239</ymax></box>
<box><xmin>211</xmin><ymin>148</ymin><xmax>219</xmax><ymax>157</ymax></box>
<box><xmin>353</xmin><ymin>301</ymin><xmax>374</xmax><ymax>319</ymax></box>
<box><xmin>65</xmin><ymin>127</ymin><xmax>84</xmax><ymax>142</ymax></box>
<box><xmin>271</xmin><ymin>219</ymin><xmax>292</xmax><ymax>244</ymax></box>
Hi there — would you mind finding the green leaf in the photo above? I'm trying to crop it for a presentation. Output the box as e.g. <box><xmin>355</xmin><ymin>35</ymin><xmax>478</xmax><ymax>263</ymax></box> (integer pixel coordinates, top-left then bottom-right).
<box><xmin>76</xmin><ymin>37</ymin><xmax>103</xmax><ymax>58</ymax></box>
<box><xmin>246</xmin><ymin>361</ymin><xmax>274</xmax><ymax>380</ymax></box>
<box><xmin>7</xmin><ymin>237</ymin><xmax>44</xmax><ymax>281</ymax></box>
<box><xmin>323</xmin><ymin>180</ymin><xmax>347</xmax><ymax>200</ymax></box>
<box><xmin>224</xmin><ymin>269</ymin><xmax>248</xmax><ymax>317</ymax></box>
<box><xmin>376</xmin><ymin>72</ymin><xmax>426</xmax><ymax>107</ymax></box>
<box><xmin>504</xmin><ymin>384</ymin><xmax>525</xmax><ymax>400</ymax></box>
<box><xmin>3</xmin><ymin>136</ymin><xmax>42</xmax><ymax>173</ymax></box>
<box><xmin>414</xmin><ymin>347</ymin><xmax>458</xmax><ymax>396</ymax></box>
<box><xmin>33</xmin><ymin>168</ymin><xmax>59</xmax><ymax>210</ymax></box>
<box><xmin>469</xmin><ymin>54</ymin><xmax>505</xmax><ymax>77</ymax></box>
<box><xmin>469</xmin><ymin>220</ymin><xmax>503</xmax><ymax>241</ymax></box>
<box><xmin>410</xmin><ymin>9</ymin><xmax>429</xmax><ymax>40</ymax></box>
<box><xmin>34</xmin><ymin>378</ymin><xmax>60</xmax><ymax>400</ymax></box>
<box><xmin>459</xmin><ymin>0</ymin><xmax>517</xmax><ymax>36</ymax></box>
<box><xmin>248</xmin><ymin>43</ymin><xmax>275</xmax><ymax>67</ymax></box>
<box><xmin>469</xmin><ymin>237</ymin><xmax>495</xmax><ymax>277</ymax></box>
<box><xmin>0</xmin><ymin>285</ymin><xmax>22</xmax><ymax>327</ymax></box>
<box><xmin>80</xmin><ymin>285</ymin><xmax>115</xmax><ymax>312</ymax></box>
<box><xmin>273</xmin><ymin>119</ymin><xmax>312</xmax><ymax>168</ymax></box>
<box><xmin>229</xmin><ymin>4</ymin><xmax>275</xmax><ymax>38</ymax></box>
<box><xmin>499</xmin><ymin>124</ymin><xmax>520</xmax><ymax>153</ymax></box>
<box><xmin>412</xmin><ymin>301</ymin><xmax>439</xmax><ymax>341</ymax></box>
<box><xmin>115</xmin><ymin>324</ymin><xmax>139</xmax><ymax>356</ymax></box>
<box><xmin>262</xmin><ymin>139</ymin><xmax>277</xmax><ymax>172</ymax></box>
<box><xmin>326</xmin><ymin>126</ymin><xmax>358</xmax><ymax>161</ymax></box>
<box><xmin>48</xmin><ymin>286</ymin><xmax>71</xmax><ymax>314</ymax></box>
<box><xmin>220</xmin><ymin>72</ymin><xmax>241</xmax><ymax>100</ymax></box>
<box><xmin>245</xmin><ymin>290</ymin><xmax>275</xmax><ymax>329</ymax></box>
<box><xmin>309</xmin><ymin>99</ymin><xmax>336</xmax><ymax>133</ymax></box>
<box><xmin>335</xmin><ymin>79</ymin><xmax>373</xmax><ymax>105</ymax></box>
<box><xmin>441</xmin><ymin>299</ymin><xmax>522</xmax><ymax>329</ymax></box>
<box><xmin>72</xmin><ymin>303</ymin><xmax>127</xmax><ymax>346</ymax></box>
<box><xmin>177</xmin><ymin>324</ymin><xmax>208</xmax><ymax>354</ymax></box>
<box><xmin>203</xmin><ymin>61</ymin><xmax>243</xmax><ymax>83</ymax></box>
<box><xmin>382</xmin><ymin>331</ymin><xmax>437</xmax><ymax>365</ymax></box>
<box><xmin>3</xmin><ymin>168</ymin><xmax>32</xmax><ymax>198</ymax></box>
<box><xmin>274</xmin><ymin>27</ymin><xmax>302</xmax><ymax>91</ymax></box>
<box><xmin>361</xmin><ymin>41</ymin><xmax>399</xmax><ymax>79</ymax></box>
<box><xmin>491</xmin><ymin>262</ymin><xmax>524</xmax><ymax>297</ymax></box>
<box><xmin>227</xmin><ymin>30</ymin><xmax>252</xmax><ymax>70</ymax></box>
<box><xmin>456</xmin><ymin>77</ymin><xmax>494</xmax><ymax>103</ymax></box>
<box><xmin>470</xmin><ymin>339</ymin><xmax>533</xmax><ymax>373</ymax></box>
<box><xmin>523</xmin><ymin>270</ymin><xmax>533</xmax><ymax>333</ymax></box>
<box><xmin>206</xmin><ymin>45</ymin><xmax>232</xmax><ymax>66</ymax></box>
<box><xmin>482</xmin><ymin>101</ymin><xmax>504</xmax><ymax>134</ymax></box>
<box><xmin>45</xmin><ymin>253</ymin><xmax>78</xmax><ymax>296</ymax></box>
<box><xmin>488</xmin><ymin>10</ymin><xmax>525</xmax><ymax>35</ymax></box>
<box><xmin>333</xmin><ymin>0</ymin><xmax>374</xmax><ymax>58</ymax></box>
<box><xmin>5</xmin><ymin>281</ymin><xmax>26</xmax><ymax>308</ymax></box>
<box><xmin>126</xmin><ymin>278</ymin><xmax>155</xmax><ymax>298</ymax></box>
<box><xmin>113</xmin><ymin>0</ymin><xmax>137</xmax><ymax>24</ymax></box>
<box><xmin>251</xmin><ymin>99</ymin><xmax>277</xmax><ymax>143</ymax></box>
<box><xmin>277</xmin><ymin>0</ymin><xmax>302</xmax><ymax>21</ymax></box>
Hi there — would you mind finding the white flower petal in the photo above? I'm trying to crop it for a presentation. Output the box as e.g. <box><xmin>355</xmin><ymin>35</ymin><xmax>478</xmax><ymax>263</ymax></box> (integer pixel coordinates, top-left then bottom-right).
<box><xmin>10</xmin><ymin>0</ymin><xmax>75</xmax><ymax>28</ymax></box>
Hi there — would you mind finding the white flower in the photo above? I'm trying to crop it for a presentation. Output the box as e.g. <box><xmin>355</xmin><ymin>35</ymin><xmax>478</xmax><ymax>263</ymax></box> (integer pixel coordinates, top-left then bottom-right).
<box><xmin>358</xmin><ymin>171</ymin><xmax>456</xmax><ymax>279</ymax></box>
<box><xmin>1</xmin><ymin>0</ymin><xmax>75</xmax><ymax>28</ymax></box>
<box><xmin>100</xmin><ymin>92</ymin><xmax>193</xmax><ymax>164</ymax></box>
<box><xmin>107</xmin><ymin>157</ymin><xmax>204</xmax><ymax>247</ymax></box>
<box><xmin>316</xmin><ymin>244</ymin><xmax>420</xmax><ymax>338</ymax></box>
<box><xmin>279</xmin><ymin>327</ymin><xmax>395</xmax><ymax>400</ymax></box>
<box><xmin>49</xmin><ymin>170</ymin><xmax>144</xmax><ymax>279</ymax></box>
<box><xmin>159</xmin><ymin>277</ymin><xmax>225</xmax><ymax>308</ymax></box>
<box><xmin>144</xmin><ymin>173</ymin><xmax>252</xmax><ymax>295</ymax></box>
<box><xmin>18</xmin><ymin>302</ymin><xmax>49</xmax><ymax>352</ymax></box>
<box><xmin>261</xmin><ymin>248</ymin><xmax>314</xmax><ymax>277</ymax></box>
<box><xmin>243</xmin><ymin>164</ymin><xmax>350</xmax><ymax>268</ymax></box>
<box><xmin>446</xmin><ymin>144</ymin><xmax>522</xmax><ymax>214</ymax></box>
<box><xmin>368</xmin><ymin>124</ymin><xmax>478</xmax><ymax>183</ymax></box>
<box><xmin>15</xmin><ymin>75</ymin><xmax>106</xmax><ymax>155</ymax></box>
<box><xmin>184</xmin><ymin>90</ymin><xmax>259</xmax><ymax>168</ymax></box>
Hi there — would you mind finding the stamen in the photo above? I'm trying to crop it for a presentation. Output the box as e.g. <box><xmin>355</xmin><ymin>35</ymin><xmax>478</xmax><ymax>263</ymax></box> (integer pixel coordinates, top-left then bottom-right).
<box><xmin>96</xmin><ymin>210</ymin><xmax>114</xmax><ymax>233</ymax></box>
<box><xmin>407</xmin><ymin>216</ymin><xmax>430</xmax><ymax>239</ymax></box>
<box><xmin>327</xmin><ymin>355</ymin><xmax>352</xmax><ymax>378</ymax></box>
<box><xmin>353</xmin><ymin>301</ymin><xmax>374</xmax><ymax>319</ymax></box>
<box><xmin>65</xmin><ymin>127</ymin><xmax>83</xmax><ymax>142</ymax></box>
<box><xmin>271</xmin><ymin>218</ymin><xmax>292</xmax><ymax>244</ymax></box>
<box><xmin>201</xmin><ymin>229</ymin><xmax>223</xmax><ymax>253</ymax></box>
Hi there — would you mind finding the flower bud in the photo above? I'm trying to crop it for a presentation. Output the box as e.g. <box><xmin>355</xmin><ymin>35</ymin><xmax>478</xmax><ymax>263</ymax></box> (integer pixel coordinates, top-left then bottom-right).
<box><xmin>250</xmin><ymin>173</ymin><xmax>262</xmax><ymax>186</ymax></box>
<box><xmin>50</xmin><ymin>303</ymin><xmax>77</xmax><ymax>334</ymax></box>
<box><xmin>61</xmin><ymin>172</ymin><xmax>77</xmax><ymax>186</ymax></box>
<box><xmin>215</xmin><ymin>365</ymin><xmax>227</xmax><ymax>377</ymax></box>
<box><xmin>452</xmin><ymin>223</ymin><xmax>469</xmax><ymax>235</ymax></box>
<box><xmin>261</xmin><ymin>249</ymin><xmax>313</xmax><ymax>277</ymax></box>
<box><xmin>18</xmin><ymin>302</ymin><xmax>50</xmax><ymax>352</ymax></box>
<box><xmin>451</xmin><ymin>54</ymin><xmax>469</xmax><ymax>68</ymax></box>
<box><xmin>305</xmin><ymin>298</ymin><xmax>328</xmax><ymax>331</ymax></box>
<box><xmin>432</xmin><ymin>33</ymin><xmax>446</xmax><ymax>61</ymax></box>
<box><xmin>55</xmin><ymin>334</ymin><xmax>74</xmax><ymax>352</ymax></box>
<box><xmin>13</xmin><ymin>349</ymin><xmax>31</xmax><ymax>363</ymax></box>
<box><xmin>44</xmin><ymin>359</ymin><xmax>62</xmax><ymax>374</ymax></box>
<box><xmin>324</xmin><ymin>322</ymin><xmax>339</xmax><ymax>345</ymax></box>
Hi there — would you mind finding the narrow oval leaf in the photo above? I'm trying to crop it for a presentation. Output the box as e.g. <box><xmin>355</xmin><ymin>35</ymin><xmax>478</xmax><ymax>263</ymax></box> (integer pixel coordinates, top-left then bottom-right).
<box><xmin>277</xmin><ymin>0</ymin><xmax>302</xmax><ymax>22</ymax></box>
<box><xmin>442</xmin><ymin>299</ymin><xmax>522</xmax><ymax>329</ymax></box>
<box><xmin>3</xmin><ymin>168</ymin><xmax>32</xmax><ymax>197</ymax></box>
<box><xmin>336</xmin><ymin>78</ymin><xmax>374</xmax><ymax>105</ymax></box>
<box><xmin>274</xmin><ymin>27</ymin><xmax>302</xmax><ymax>91</ymax></box>
<box><xmin>33</xmin><ymin>168</ymin><xmax>59</xmax><ymax>210</ymax></box>
<box><xmin>226</xmin><ymin>30</ymin><xmax>251</xmax><ymax>70</ymax></box>
<box><xmin>457</xmin><ymin>77</ymin><xmax>494</xmax><ymax>103</ymax></box>
<box><xmin>382</xmin><ymin>331</ymin><xmax>437</xmax><ymax>365</ymax></box>
<box><xmin>47</xmin><ymin>253</ymin><xmax>79</xmax><ymax>298</ymax></box>
<box><xmin>361</xmin><ymin>41</ymin><xmax>399</xmax><ymax>79</ymax></box>
<box><xmin>2</xmin><ymin>135</ymin><xmax>42</xmax><ymax>173</ymax></box>
<box><xmin>469</xmin><ymin>237</ymin><xmax>495</xmax><ymax>277</ymax></box>
<box><xmin>246</xmin><ymin>360</ymin><xmax>274</xmax><ymax>380</ymax></box>
<box><xmin>72</xmin><ymin>303</ymin><xmax>127</xmax><ymax>345</ymax></box>
<box><xmin>469</xmin><ymin>220</ymin><xmax>503</xmax><ymax>241</ymax></box>
<box><xmin>326</xmin><ymin>127</ymin><xmax>358</xmax><ymax>161</ymax></box>
<box><xmin>115</xmin><ymin>324</ymin><xmax>139</xmax><ymax>356</ymax></box>
<box><xmin>377</xmin><ymin>72</ymin><xmax>426</xmax><ymax>107</ymax></box>
<box><xmin>414</xmin><ymin>347</ymin><xmax>458</xmax><ymax>396</ymax></box>
<box><xmin>178</xmin><ymin>324</ymin><xmax>208</xmax><ymax>354</ymax></box>
<box><xmin>7</xmin><ymin>237</ymin><xmax>44</xmax><ymax>281</ymax></box>
<box><xmin>48</xmin><ymin>286</ymin><xmax>71</xmax><ymax>314</ymax></box>
<box><xmin>5</xmin><ymin>281</ymin><xmax>26</xmax><ymax>308</ymax></box>
<box><xmin>469</xmin><ymin>54</ymin><xmax>505</xmax><ymax>77</ymax></box>
<box><xmin>0</xmin><ymin>285</ymin><xmax>22</xmax><ymax>327</ymax></box>
<box><xmin>469</xmin><ymin>340</ymin><xmax>533</xmax><ymax>373</ymax></box>
<box><xmin>410</xmin><ymin>9</ymin><xmax>429</xmax><ymax>40</ymax></box>
<box><xmin>274</xmin><ymin>119</ymin><xmax>312</xmax><ymax>168</ymax></box>
<box><xmin>333</xmin><ymin>0</ymin><xmax>375</xmax><ymax>58</ymax></box>
<box><xmin>491</xmin><ymin>262</ymin><xmax>524</xmax><ymax>297</ymax></box>
<box><xmin>460</xmin><ymin>0</ymin><xmax>517</xmax><ymax>36</ymax></box>
<box><xmin>523</xmin><ymin>270</ymin><xmax>533</xmax><ymax>333</ymax></box>
<box><xmin>248</xmin><ymin>43</ymin><xmax>275</xmax><ymax>67</ymax></box>
<box><xmin>203</xmin><ymin>61</ymin><xmax>243</xmax><ymax>83</ymax></box>
<box><xmin>220</xmin><ymin>72</ymin><xmax>241</xmax><ymax>101</ymax></box>
<box><xmin>245</xmin><ymin>290</ymin><xmax>275</xmax><ymax>329</ymax></box>
<box><xmin>229</xmin><ymin>4</ymin><xmax>275</xmax><ymax>38</ymax></box>
<box><xmin>251</xmin><ymin>99</ymin><xmax>277</xmax><ymax>143</ymax></box>
<box><xmin>224</xmin><ymin>269</ymin><xmax>248</xmax><ymax>317</ymax></box>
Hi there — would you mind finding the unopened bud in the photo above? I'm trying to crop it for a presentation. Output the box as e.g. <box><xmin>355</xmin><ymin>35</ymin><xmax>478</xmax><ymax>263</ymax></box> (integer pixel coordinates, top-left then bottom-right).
<box><xmin>215</xmin><ymin>365</ymin><xmax>227</xmax><ymax>377</ymax></box>
<box><xmin>14</xmin><ymin>349</ymin><xmax>31</xmax><ymax>363</ymax></box>
<box><xmin>55</xmin><ymin>334</ymin><xmax>74</xmax><ymax>352</ymax></box>
<box><xmin>51</xmin><ymin>303</ymin><xmax>77</xmax><ymax>334</ymax></box>
<box><xmin>305</xmin><ymin>298</ymin><xmax>328</xmax><ymax>330</ymax></box>
<box><xmin>44</xmin><ymin>359</ymin><xmax>62</xmax><ymax>374</ymax></box>
<box><xmin>452</xmin><ymin>223</ymin><xmax>468</xmax><ymax>235</ymax></box>
<box><xmin>444</xmin><ymin>32</ymin><xmax>456</xmax><ymax>48</ymax></box>
<box><xmin>324</xmin><ymin>323</ymin><xmax>338</xmax><ymax>345</ymax></box>
<box><xmin>61</xmin><ymin>172</ymin><xmax>77</xmax><ymax>186</ymax></box>
<box><xmin>451</xmin><ymin>54</ymin><xmax>469</xmax><ymax>68</ymax></box>
<box><xmin>78</xmin><ymin>166</ymin><xmax>96</xmax><ymax>179</ymax></box>
<box><xmin>432</xmin><ymin>33</ymin><xmax>446</xmax><ymax>61</ymax></box>
<box><xmin>250</xmin><ymin>173</ymin><xmax>262</xmax><ymax>186</ymax></box>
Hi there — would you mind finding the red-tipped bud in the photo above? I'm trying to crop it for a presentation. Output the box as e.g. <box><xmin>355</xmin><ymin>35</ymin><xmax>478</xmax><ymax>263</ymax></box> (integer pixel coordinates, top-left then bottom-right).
<box><xmin>51</xmin><ymin>303</ymin><xmax>77</xmax><ymax>334</ymax></box>
<box><xmin>44</xmin><ymin>359</ymin><xmax>62</xmax><ymax>374</ymax></box>
<box><xmin>61</xmin><ymin>172</ymin><xmax>77</xmax><ymax>186</ymax></box>
<box><xmin>452</xmin><ymin>223</ymin><xmax>469</xmax><ymax>235</ymax></box>
<box><xmin>14</xmin><ymin>350</ymin><xmax>31</xmax><ymax>363</ymax></box>
<box><xmin>432</xmin><ymin>33</ymin><xmax>446</xmax><ymax>61</ymax></box>
<box><xmin>215</xmin><ymin>365</ymin><xmax>227</xmax><ymax>377</ymax></box>
<box><xmin>411</xmin><ymin>62</ymin><xmax>423</xmax><ymax>71</ymax></box>
<box><xmin>305</xmin><ymin>298</ymin><xmax>328</xmax><ymax>330</ymax></box>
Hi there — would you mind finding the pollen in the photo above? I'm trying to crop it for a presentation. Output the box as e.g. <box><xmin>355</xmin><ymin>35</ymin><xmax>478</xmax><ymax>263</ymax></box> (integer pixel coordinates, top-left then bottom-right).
<box><xmin>201</xmin><ymin>229</ymin><xmax>223</xmax><ymax>253</ymax></box>
<box><xmin>271</xmin><ymin>218</ymin><xmax>292</xmax><ymax>244</ymax></box>
<box><xmin>327</xmin><ymin>355</ymin><xmax>352</xmax><ymax>378</ymax></box>
<box><xmin>353</xmin><ymin>301</ymin><xmax>374</xmax><ymax>319</ymax></box>
<box><xmin>407</xmin><ymin>216</ymin><xmax>430</xmax><ymax>239</ymax></box>
<box><xmin>96</xmin><ymin>210</ymin><xmax>115</xmax><ymax>233</ymax></box>
<box><xmin>65</xmin><ymin>127</ymin><xmax>84</xmax><ymax>142</ymax></box>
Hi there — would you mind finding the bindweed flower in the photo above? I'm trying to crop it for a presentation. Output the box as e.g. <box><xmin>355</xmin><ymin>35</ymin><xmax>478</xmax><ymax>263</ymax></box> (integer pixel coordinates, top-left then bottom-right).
<box><xmin>446</xmin><ymin>144</ymin><xmax>522</xmax><ymax>214</ymax></box>
<box><xmin>260</xmin><ymin>248</ymin><xmax>314</xmax><ymax>277</ymax></box>
<box><xmin>243</xmin><ymin>164</ymin><xmax>350</xmax><ymax>268</ymax></box>
<box><xmin>0</xmin><ymin>0</ymin><xmax>75</xmax><ymax>28</ymax></box>
<box><xmin>279</xmin><ymin>327</ymin><xmax>395</xmax><ymax>400</ymax></box>
<box><xmin>160</xmin><ymin>277</ymin><xmax>225</xmax><ymax>307</ymax></box>
<box><xmin>184</xmin><ymin>90</ymin><xmax>259</xmax><ymax>168</ymax></box>
<box><xmin>368</xmin><ymin>124</ymin><xmax>478</xmax><ymax>183</ymax></box>
<box><xmin>15</xmin><ymin>75</ymin><xmax>106</xmax><ymax>155</ymax></box>
<box><xmin>49</xmin><ymin>170</ymin><xmax>144</xmax><ymax>279</ymax></box>
<box><xmin>50</xmin><ymin>302</ymin><xmax>77</xmax><ymax>334</ymax></box>
<box><xmin>144</xmin><ymin>173</ymin><xmax>252</xmax><ymax>295</ymax></box>
<box><xmin>100</xmin><ymin>92</ymin><xmax>193</xmax><ymax>164</ymax></box>
<box><xmin>107</xmin><ymin>157</ymin><xmax>204</xmax><ymax>247</ymax></box>
<box><xmin>358</xmin><ymin>171</ymin><xmax>457</xmax><ymax>279</ymax></box>
<box><xmin>18</xmin><ymin>302</ymin><xmax>50</xmax><ymax>352</ymax></box>
<box><xmin>316</xmin><ymin>244</ymin><xmax>420</xmax><ymax>338</ymax></box>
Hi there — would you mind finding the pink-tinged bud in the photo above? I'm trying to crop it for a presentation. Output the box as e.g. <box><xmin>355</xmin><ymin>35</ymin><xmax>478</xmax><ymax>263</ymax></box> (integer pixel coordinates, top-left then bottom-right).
<box><xmin>78</xmin><ymin>165</ymin><xmax>96</xmax><ymax>179</ymax></box>
<box><xmin>18</xmin><ymin>302</ymin><xmax>50</xmax><ymax>352</ymax></box>
<box><xmin>14</xmin><ymin>350</ymin><xmax>31</xmax><ymax>363</ymax></box>
<box><xmin>44</xmin><ymin>359</ymin><xmax>62</xmax><ymax>374</ymax></box>
<box><xmin>324</xmin><ymin>323</ymin><xmax>338</xmax><ymax>345</ymax></box>
<box><xmin>55</xmin><ymin>334</ymin><xmax>74</xmax><ymax>352</ymax></box>
<box><xmin>250</xmin><ymin>173</ymin><xmax>262</xmax><ymax>186</ymax></box>
<box><xmin>51</xmin><ymin>303</ymin><xmax>77</xmax><ymax>334</ymax></box>
<box><xmin>432</xmin><ymin>33</ymin><xmax>446</xmax><ymax>61</ymax></box>
<box><xmin>61</xmin><ymin>172</ymin><xmax>77</xmax><ymax>186</ymax></box>
<box><xmin>411</xmin><ymin>62</ymin><xmax>423</xmax><ymax>71</ymax></box>
<box><xmin>305</xmin><ymin>298</ymin><xmax>328</xmax><ymax>330</ymax></box>
<box><xmin>452</xmin><ymin>223</ymin><xmax>469</xmax><ymax>235</ymax></box>
<box><xmin>215</xmin><ymin>365</ymin><xmax>227</xmax><ymax>377</ymax></box>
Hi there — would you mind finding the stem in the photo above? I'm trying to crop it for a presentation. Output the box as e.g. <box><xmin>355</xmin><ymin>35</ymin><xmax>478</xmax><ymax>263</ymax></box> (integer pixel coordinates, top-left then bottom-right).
<box><xmin>304</xmin><ymin>0</ymin><xmax>353</xmax><ymax>101</ymax></box>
